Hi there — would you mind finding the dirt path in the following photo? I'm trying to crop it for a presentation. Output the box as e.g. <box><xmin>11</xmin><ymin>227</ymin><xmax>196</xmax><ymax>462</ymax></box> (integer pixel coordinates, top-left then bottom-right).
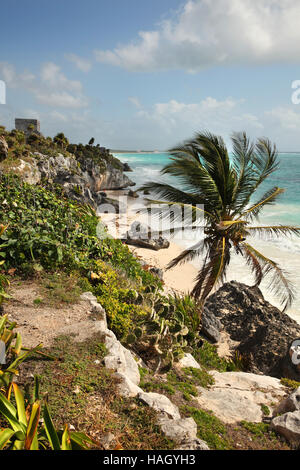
<box><xmin>4</xmin><ymin>280</ymin><xmax>100</xmax><ymax>349</ymax></box>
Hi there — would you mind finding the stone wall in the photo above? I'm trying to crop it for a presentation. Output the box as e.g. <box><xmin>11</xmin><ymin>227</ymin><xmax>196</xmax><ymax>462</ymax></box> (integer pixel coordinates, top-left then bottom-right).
<box><xmin>15</xmin><ymin>118</ymin><xmax>40</xmax><ymax>135</ymax></box>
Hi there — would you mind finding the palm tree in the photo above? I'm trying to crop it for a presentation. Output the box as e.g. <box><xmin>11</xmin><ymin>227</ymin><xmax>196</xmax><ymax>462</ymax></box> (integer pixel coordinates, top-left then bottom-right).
<box><xmin>140</xmin><ymin>131</ymin><xmax>300</xmax><ymax>311</ymax></box>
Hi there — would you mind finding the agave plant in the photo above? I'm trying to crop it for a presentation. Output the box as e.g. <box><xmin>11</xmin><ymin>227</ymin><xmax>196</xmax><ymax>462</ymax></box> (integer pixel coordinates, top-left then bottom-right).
<box><xmin>0</xmin><ymin>378</ymin><xmax>94</xmax><ymax>450</ymax></box>
<box><xmin>140</xmin><ymin>131</ymin><xmax>300</xmax><ymax>311</ymax></box>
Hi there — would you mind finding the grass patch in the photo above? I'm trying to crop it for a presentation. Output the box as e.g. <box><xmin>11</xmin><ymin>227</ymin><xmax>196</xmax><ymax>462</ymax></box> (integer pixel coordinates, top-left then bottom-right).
<box><xmin>22</xmin><ymin>334</ymin><xmax>173</xmax><ymax>450</ymax></box>
<box><xmin>261</xmin><ymin>404</ymin><xmax>270</xmax><ymax>416</ymax></box>
<box><xmin>193</xmin><ymin>340</ymin><xmax>241</xmax><ymax>372</ymax></box>
<box><xmin>37</xmin><ymin>272</ymin><xmax>84</xmax><ymax>307</ymax></box>
<box><xmin>181</xmin><ymin>405</ymin><xmax>231</xmax><ymax>450</ymax></box>
<box><xmin>182</xmin><ymin>367</ymin><xmax>215</xmax><ymax>389</ymax></box>
<box><xmin>239</xmin><ymin>421</ymin><xmax>279</xmax><ymax>445</ymax></box>
<box><xmin>280</xmin><ymin>378</ymin><xmax>300</xmax><ymax>390</ymax></box>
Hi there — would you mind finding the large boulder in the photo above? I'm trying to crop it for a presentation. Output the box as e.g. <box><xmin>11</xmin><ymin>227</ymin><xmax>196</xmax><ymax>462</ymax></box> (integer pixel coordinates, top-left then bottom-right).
<box><xmin>196</xmin><ymin>371</ymin><xmax>286</xmax><ymax>424</ymax></box>
<box><xmin>271</xmin><ymin>411</ymin><xmax>300</xmax><ymax>445</ymax></box>
<box><xmin>125</xmin><ymin>221</ymin><xmax>170</xmax><ymax>251</ymax></box>
<box><xmin>202</xmin><ymin>282</ymin><xmax>300</xmax><ymax>380</ymax></box>
<box><xmin>273</xmin><ymin>387</ymin><xmax>300</xmax><ymax>416</ymax></box>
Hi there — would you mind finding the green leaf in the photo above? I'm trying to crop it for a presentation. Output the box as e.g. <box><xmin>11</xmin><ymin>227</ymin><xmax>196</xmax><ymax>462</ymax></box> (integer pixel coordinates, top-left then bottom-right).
<box><xmin>43</xmin><ymin>402</ymin><xmax>61</xmax><ymax>450</ymax></box>
<box><xmin>25</xmin><ymin>400</ymin><xmax>41</xmax><ymax>450</ymax></box>
<box><xmin>61</xmin><ymin>424</ymin><xmax>72</xmax><ymax>450</ymax></box>
<box><xmin>0</xmin><ymin>392</ymin><xmax>26</xmax><ymax>436</ymax></box>
<box><xmin>12</xmin><ymin>383</ymin><xmax>27</xmax><ymax>427</ymax></box>
<box><xmin>0</xmin><ymin>428</ymin><xmax>16</xmax><ymax>449</ymax></box>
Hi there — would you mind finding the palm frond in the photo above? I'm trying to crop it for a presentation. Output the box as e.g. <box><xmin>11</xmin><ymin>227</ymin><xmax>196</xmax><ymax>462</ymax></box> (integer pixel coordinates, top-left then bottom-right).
<box><xmin>230</xmin><ymin>131</ymin><xmax>256</xmax><ymax>212</ymax></box>
<box><xmin>191</xmin><ymin>237</ymin><xmax>230</xmax><ymax>302</ymax></box>
<box><xmin>248</xmin><ymin>225</ymin><xmax>300</xmax><ymax>238</ymax></box>
<box><xmin>190</xmin><ymin>131</ymin><xmax>234</xmax><ymax>208</ymax></box>
<box><xmin>161</xmin><ymin>155</ymin><xmax>224</xmax><ymax>212</ymax></box>
<box><xmin>138</xmin><ymin>182</ymin><xmax>202</xmax><ymax>207</ymax></box>
<box><xmin>166</xmin><ymin>239</ymin><xmax>206</xmax><ymax>270</ymax></box>
<box><xmin>239</xmin><ymin>243</ymin><xmax>263</xmax><ymax>286</ymax></box>
<box><xmin>242</xmin><ymin>243</ymin><xmax>294</xmax><ymax>312</ymax></box>
<box><xmin>234</xmin><ymin>138</ymin><xmax>280</xmax><ymax>213</ymax></box>
<box><xmin>136</xmin><ymin>199</ymin><xmax>214</xmax><ymax>226</ymax></box>
<box><xmin>240</xmin><ymin>187</ymin><xmax>285</xmax><ymax>221</ymax></box>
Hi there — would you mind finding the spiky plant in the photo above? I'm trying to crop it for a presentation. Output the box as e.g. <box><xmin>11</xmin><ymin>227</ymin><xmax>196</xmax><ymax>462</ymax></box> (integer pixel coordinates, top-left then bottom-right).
<box><xmin>140</xmin><ymin>131</ymin><xmax>300</xmax><ymax>311</ymax></box>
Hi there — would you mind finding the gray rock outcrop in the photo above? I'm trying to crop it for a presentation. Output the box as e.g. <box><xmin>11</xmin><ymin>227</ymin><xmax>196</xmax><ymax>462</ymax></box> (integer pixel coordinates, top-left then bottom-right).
<box><xmin>7</xmin><ymin>151</ymin><xmax>134</xmax><ymax>211</ymax></box>
<box><xmin>271</xmin><ymin>411</ymin><xmax>300</xmax><ymax>444</ymax></box>
<box><xmin>196</xmin><ymin>371</ymin><xmax>286</xmax><ymax>424</ymax></box>
<box><xmin>202</xmin><ymin>281</ymin><xmax>300</xmax><ymax>380</ymax></box>
<box><xmin>273</xmin><ymin>387</ymin><xmax>300</xmax><ymax>416</ymax></box>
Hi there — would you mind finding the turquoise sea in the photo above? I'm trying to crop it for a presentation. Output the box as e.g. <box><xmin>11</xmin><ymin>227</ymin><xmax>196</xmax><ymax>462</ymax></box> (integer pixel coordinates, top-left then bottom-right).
<box><xmin>114</xmin><ymin>152</ymin><xmax>300</xmax><ymax>320</ymax></box>
<box><xmin>114</xmin><ymin>152</ymin><xmax>300</xmax><ymax>225</ymax></box>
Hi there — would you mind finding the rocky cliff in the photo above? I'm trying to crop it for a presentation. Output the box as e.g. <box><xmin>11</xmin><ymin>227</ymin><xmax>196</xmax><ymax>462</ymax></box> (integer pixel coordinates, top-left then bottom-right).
<box><xmin>0</xmin><ymin>127</ymin><xmax>135</xmax><ymax>210</ymax></box>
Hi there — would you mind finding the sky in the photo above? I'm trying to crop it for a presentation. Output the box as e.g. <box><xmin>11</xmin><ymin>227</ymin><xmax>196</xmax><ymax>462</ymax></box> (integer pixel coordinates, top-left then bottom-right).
<box><xmin>1</xmin><ymin>0</ymin><xmax>300</xmax><ymax>150</ymax></box>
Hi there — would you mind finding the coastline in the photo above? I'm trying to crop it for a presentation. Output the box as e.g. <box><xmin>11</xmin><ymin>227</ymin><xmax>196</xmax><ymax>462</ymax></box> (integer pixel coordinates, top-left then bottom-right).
<box><xmin>99</xmin><ymin>190</ymin><xmax>198</xmax><ymax>296</ymax></box>
<box><xmin>101</xmin><ymin>189</ymin><xmax>300</xmax><ymax>325</ymax></box>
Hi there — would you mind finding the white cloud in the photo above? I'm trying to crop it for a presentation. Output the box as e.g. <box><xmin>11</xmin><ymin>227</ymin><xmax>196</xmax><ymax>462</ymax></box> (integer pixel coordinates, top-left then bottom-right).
<box><xmin>35</xmin><ymin>91</ymin><xmax>88</xmax><ymax>109</ymax></box>
<box><xmin>0</xmin><ymin>62</ymin><xmax>88</xmax><ymax>109</ymax></box>
<box><xmin>95</xmin><ymin>0</ymin><xmax>300</xmax><ymax>72</ymax></box>
<box><xmin>128</xmin><ymin>97</ymin><xmax>142</xmax><ymax>109</ymax></box>
<box><xmin>265</xmin><ymin>106</ymin><xmax>300</xmax><ymax>130</ymax></box>
<box><xmin>136</xmin><ymin>97</ymin><xmax>263</xmax><ymax>146</ymax></box>
<box><xmin>65</xmin><ymin>53</ymin><xmax>92</xmax><ymax>73</ymax></box>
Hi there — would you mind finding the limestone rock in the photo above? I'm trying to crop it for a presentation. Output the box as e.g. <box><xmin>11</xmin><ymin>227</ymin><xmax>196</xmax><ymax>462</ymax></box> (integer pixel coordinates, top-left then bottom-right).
<box><xmin>158</xmin><ymin>416</ymin><xmax>197</xmax><ymax>442</ymax></box>
<box><xmin>201</xmin><ymin>307</ymin><xmax>223</xmax><ymax>343</ymax></box>
<box><xmin>98</xmin><ymin>163</ymin><xmax>135</xmax><ymax>190</ymax></box>
<box><xmin>6</xmin><ymin>149</ymin><xmax>134</xmax><ymax>209</ymax></box>
<box><xmin>104</xmin><ymin>330</ymin><xmax>140</xmax><ymax>385</ymax></box>
<box><xmin>114</xmin><ymin>373</ymin><xmax>143</xmax><ymax>398</ymax></box>
<box><xmin>271</xmin><ymin>411</ymin><xmax>300</xmax><ymax>444</ymax></box>
<box><xmin>128</xmin><ymin>189</ymin><xmax>139</xmax><ymax>198</ymax></box>
<box><xmin>99</xmin><ymin>432</ymin><xmax>117</xmax><ymax>450</ymax></box>
<box><xmin>196</xmin><ymin>371</ymin><xmax>286</xmax><ymax>424</ymax></box>
<box><xmin>125</xmin><ymin>222</ymin><xmax>170</xmax><ymax>251</ymax></box>
<box><xmin>138</xmin><ymin>391</ymin><xmax>181</xmax><ymax>420</ymax></box>
<box><xmin>274</xmin><ymin>387</ymin><xmax>300</xmax><ymax>416</ymax></box>
<box><xmin>175</xmin><ymin>438</ymin><xmax>210</xmax><ymax>450</ymax></box>
<box><xmin>178</xmin><ymin>353</ymin><xmax>201</xmax><ymax>369</ymax></box>
<box><xmin>122</xmin><ymin>162</ymin><xmax>132</xmax><ymax>172</ymax></box>
<box><xmin>80</xmin><ymin>292</ymin><xmax>96</xmax><ymax>302</ymax></box>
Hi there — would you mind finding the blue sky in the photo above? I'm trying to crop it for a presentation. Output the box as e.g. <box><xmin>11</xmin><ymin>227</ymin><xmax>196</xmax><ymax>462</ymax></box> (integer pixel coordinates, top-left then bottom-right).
<box><xmin>1</xmin><ymin>0</ymin><xmax>300</xmax><ymax>150</ymax></box>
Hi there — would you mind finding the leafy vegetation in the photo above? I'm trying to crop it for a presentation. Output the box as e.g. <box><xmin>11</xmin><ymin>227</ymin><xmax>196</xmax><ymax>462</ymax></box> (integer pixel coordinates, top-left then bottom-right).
<box><xmin>0</xmin><ymin>315</ymin><xmax>44</xmax><ymax>388</ymax></box>
<box><xmin>0</xmin><ymin>379</ymin><xmax>93</xmax><ymax>450</ymax></box>
<box><xmin>0</xmin><ymin>174</ymin><xmax>161</xmax><ymax>284</ymax></box>
<box><xmin>193</xmin><ymin>340</ymin><xmax>241</xmax><ymax>372</ymax></box>
<box><xmin>140</xmin><ymin>131</ymin><xmax>300</xmax><ymax>310</ymax></box>
<box><xmin>27</xmin><ymin>335</ymin><xmax>174</xmax><ymax>450</ymax></box>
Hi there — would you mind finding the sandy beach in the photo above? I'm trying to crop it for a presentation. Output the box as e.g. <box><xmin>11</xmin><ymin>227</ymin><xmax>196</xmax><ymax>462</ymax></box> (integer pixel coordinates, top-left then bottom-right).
<box><xmin>100</xmin><ymin>190</ymin><xmax>300</xmax><ymax>325</ymax></box>
<box><xmin>99</xmin><ymin>190</ymin><xmax>198</xmax><ymax>295</ymax></box>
